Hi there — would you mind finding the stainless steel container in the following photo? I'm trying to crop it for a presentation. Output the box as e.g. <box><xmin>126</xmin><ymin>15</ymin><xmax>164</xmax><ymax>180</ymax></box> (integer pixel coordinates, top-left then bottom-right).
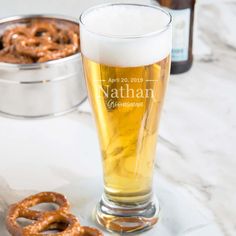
<box><xmin>0</xmin><ymin>15</ymin><xmax>86</xmax><ymax>118</ymax></box>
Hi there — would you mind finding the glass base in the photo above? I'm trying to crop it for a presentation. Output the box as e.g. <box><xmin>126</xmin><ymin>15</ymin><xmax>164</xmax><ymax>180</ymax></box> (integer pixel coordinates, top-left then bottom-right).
<box><xmin>95</xmin><ymin>195</ymin><xmax>160</xmax><ymax>234</ymax></box>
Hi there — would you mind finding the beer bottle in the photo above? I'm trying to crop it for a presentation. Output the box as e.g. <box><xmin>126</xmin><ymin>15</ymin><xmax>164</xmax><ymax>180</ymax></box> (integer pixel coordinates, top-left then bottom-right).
<box><xmin>157</xmin><ymin>0</ymin><xmax>196</xmax><ymax>74</ymax></box>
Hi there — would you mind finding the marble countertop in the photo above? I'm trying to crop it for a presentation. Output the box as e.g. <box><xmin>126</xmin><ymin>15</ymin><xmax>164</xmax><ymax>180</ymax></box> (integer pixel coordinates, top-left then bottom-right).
<box><xmin>0</xmin><ymin>0</ymin><xmax>235</xmax><ymax>235</ymax></box>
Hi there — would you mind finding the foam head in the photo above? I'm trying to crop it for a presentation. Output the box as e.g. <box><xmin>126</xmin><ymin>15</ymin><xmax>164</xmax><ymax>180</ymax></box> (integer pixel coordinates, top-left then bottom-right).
<box><xmin>80</xmin><ymin>4</ymin><xmax>172</xmax><ymax>67</ymax></box>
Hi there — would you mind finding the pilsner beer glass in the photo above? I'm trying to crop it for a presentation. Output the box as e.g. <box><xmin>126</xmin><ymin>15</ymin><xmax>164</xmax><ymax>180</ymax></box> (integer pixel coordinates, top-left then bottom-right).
<box><xmin>80</xmin><ymin>3</ymin><xmax>172</xmax><ymax>233</ymax></box>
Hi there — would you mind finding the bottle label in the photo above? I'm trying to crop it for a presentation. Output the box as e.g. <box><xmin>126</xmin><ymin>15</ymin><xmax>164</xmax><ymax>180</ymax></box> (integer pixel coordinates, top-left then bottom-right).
<box><xmin>170</xmin><ymin>9</ymin><xmax>191</xmax><ymax>62</ymax></box>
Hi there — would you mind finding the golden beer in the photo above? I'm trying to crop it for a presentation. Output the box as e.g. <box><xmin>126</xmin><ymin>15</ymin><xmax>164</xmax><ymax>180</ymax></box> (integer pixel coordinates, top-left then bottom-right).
<box><xmin>83</xmin><ymin>56</ymin><xmax>170</xmax><ymax>204</ymax></box>
<box><xmin>80</xmin><ymin>3</ymin><xmax>172</xmax><ymax>233</ymax></box>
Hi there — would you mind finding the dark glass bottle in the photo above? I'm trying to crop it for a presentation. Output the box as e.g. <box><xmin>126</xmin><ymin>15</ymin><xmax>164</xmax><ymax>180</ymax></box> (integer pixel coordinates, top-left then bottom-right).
<box><xmin>158</xmin><ymin>0</ymin><xmax>196</xmax><ymax>74</ymax></box>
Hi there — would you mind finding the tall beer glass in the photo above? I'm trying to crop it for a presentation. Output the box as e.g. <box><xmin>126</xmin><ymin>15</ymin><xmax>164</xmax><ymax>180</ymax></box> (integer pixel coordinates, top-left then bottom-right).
<box><xmin>80</xmin><ymin>3</ymin><xmax>172</xmax><ymax>233</ymax></box>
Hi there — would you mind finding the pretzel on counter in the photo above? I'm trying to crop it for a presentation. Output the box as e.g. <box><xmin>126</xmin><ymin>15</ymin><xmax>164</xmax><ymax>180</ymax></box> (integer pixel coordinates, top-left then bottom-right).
<box><xmin>80</xmin><ymin>226</ymin><xmax>104</xmax><ymax>236</ymax></box>
<box><xmin>6</xmin><ymin>192</ymin><xmax>103</xmax><ymax>236</ymax></box>
<box><xmin>0</xmin><ymin>20</ymin><xmax>80</xmax><ymax>64</ymax></box>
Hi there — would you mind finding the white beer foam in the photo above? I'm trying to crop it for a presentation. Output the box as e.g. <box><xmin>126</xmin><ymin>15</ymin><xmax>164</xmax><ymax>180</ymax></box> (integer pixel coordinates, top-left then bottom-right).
<box><xmin>80</xmin><ymin>4</ymin><xmax>172</xmax><ymax>67</ymax></box>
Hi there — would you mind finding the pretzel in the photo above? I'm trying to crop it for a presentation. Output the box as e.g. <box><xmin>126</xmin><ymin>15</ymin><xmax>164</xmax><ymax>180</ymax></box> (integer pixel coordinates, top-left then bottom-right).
<box><xmin>2</xmin><ymin>26</ymin><xmax>31</xmax><ymax>48</ymax></box>
<box><xmin>6</xmin><ymin>192</ymin><xmax>103</xmax><ymax>236</ymax></box>
<box><xmin>38</xmin><ymin>31</ymin><xmax>79</xmax><ymax>62</ymax></box>
<box><xmin>0</xmin><ymin>20</ymin><xmax>80</xmax><ymax>64</ymax></box>
<box><xmin>15</xmin><ymin>37</ymin><xmax>58</xmax><ymax>58</ymax></box>
<box><xmin>0</xmin><ymin>46</ymin><xmax>33</xmax><ymax>64</ymax></box>
<box><xmin>79</xmin><ymin>226</ymin><xmax>103</xmax><ymax>236</ymax></box>
<box><xmin>30</xmin><ymin>22</ymin><xmax>57</xmax><ymax>39</ymax></box>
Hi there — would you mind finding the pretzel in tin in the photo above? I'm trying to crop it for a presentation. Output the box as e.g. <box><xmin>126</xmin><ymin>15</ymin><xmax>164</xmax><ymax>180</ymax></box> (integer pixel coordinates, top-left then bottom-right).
<box><xmin>0</xmin><ymin>46</ymin><xmax>33</xmax><ymax>64</ymax></box>
<box><xmin>2</xmin><ymin>26</ymin><xmax>31</xmax><ymax>48</ymax></box>
<box><xmin>0</xmin><ymin>20</ymin><xmax>80</xmax><ymax>64</ymax></box>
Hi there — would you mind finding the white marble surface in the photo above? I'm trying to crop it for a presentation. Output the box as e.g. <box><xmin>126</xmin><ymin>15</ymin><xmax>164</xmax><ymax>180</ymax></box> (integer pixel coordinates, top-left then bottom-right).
<box><xmin>0</xmin><ymin>0</ymin><xmax>235</xmax><ymax>236</ymax></box>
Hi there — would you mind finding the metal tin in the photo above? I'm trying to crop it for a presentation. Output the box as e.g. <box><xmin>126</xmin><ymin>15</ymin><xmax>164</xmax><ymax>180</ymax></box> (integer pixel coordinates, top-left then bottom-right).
<box><xmin>0</xmin><ymin>15</ymin><xmax>86</xmax><ymax>119</ymax></box>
